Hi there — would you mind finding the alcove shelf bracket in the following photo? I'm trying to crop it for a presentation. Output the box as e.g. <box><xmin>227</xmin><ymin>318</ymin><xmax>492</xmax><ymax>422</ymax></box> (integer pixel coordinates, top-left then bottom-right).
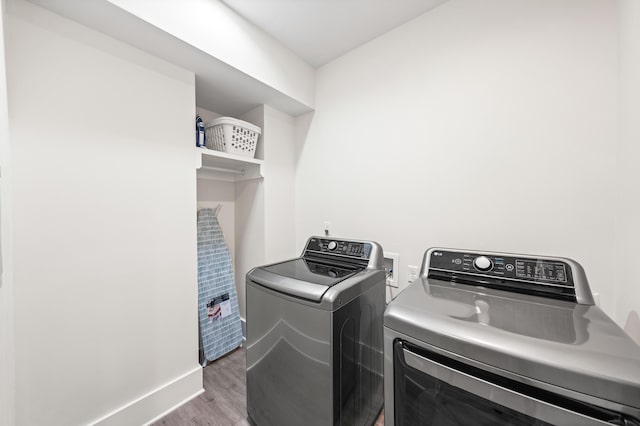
<box><xmin>196</xmin><ymin>148</ymin><xmax>264</xmax><ymax>182</ymax></box>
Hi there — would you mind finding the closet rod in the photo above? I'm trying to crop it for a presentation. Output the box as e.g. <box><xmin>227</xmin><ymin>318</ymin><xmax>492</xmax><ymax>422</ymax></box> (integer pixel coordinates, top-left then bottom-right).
<box><xmin>201</xmin><ymin>166</ymin><xmax>246</xmax><ymax>175</ymax></box>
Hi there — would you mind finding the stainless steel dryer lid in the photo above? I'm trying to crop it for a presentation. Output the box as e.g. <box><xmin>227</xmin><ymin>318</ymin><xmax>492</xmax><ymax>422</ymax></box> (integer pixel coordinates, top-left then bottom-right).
<box><xmin>384</xmin><ymin>278</ymin><xmax>640</xmax><ymax>409</ymax></box>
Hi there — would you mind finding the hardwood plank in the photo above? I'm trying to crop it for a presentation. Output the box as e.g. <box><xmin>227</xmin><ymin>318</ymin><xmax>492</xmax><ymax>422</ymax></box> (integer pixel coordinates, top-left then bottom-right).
<box><xmin>153</xmin><ymin>347</ymin><xmax>385</xmax><ymax>425</ymax></box>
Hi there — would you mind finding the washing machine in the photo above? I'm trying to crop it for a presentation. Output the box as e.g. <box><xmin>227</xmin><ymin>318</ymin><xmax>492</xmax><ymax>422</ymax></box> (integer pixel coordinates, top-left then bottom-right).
<box><xmin>384</xmin><ymin>247</ymin><xmax>640</xmax><ymax>425</ymax></box>
<box><xmin>246</xmin><ymin>236</ymin><xmax>386</xmax><ymax>426</ymax></box>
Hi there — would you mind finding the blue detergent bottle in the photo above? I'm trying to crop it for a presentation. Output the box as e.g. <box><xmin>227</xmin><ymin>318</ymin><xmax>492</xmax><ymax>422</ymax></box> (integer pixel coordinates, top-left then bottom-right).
<box><xmin>195</xmin><ymin>115</ymin><xmax>206</xmax><ymax>147</ymax></box>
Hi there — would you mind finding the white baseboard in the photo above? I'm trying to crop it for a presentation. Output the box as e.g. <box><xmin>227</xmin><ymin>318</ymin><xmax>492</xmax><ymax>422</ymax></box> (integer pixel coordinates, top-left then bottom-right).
<box><xmin>142</xmin><ymin>388</ymin><xmax>204</xmax><ymax>426</ymax></box>
<box><xmin>90</xmin><ymin>366</ymin><xmax>204</xmax><ymax>426</ymax></box>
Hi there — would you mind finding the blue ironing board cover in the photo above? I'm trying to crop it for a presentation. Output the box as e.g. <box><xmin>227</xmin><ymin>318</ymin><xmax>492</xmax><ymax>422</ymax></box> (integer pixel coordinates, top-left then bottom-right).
<box><xmin>197</xmin><ymin>208</ymin><xmax>243</xmax><ymax>361</ymax></box>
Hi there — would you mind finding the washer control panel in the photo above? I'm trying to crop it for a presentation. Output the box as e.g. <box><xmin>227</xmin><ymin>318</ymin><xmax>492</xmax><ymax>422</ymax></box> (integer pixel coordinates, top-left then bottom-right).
<box><xmin>473</xmin><ymin>256</ymin><xmax>493</xmax><ymax>272</ymax></box>
<box><xmin>428</xmin><ymin>249</ymin><xmax>573</xmax><ymax>287</ymax></box>
<box><xmin>305</xmin><ymin>238</ymin><xmax>372</xmax><ymax>260</ymax></box>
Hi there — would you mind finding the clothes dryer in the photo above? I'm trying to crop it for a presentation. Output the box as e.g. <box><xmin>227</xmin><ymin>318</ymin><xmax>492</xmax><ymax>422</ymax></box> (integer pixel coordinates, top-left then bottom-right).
<box><xmin>384</xmin><ymin>248</ymin><xmax>640</xmax><ymax>426</ymax></box>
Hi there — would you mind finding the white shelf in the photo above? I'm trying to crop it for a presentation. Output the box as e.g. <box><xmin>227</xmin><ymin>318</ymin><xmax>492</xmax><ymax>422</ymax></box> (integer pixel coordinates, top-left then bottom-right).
<box><xmin>196</xmin><ymin>148</ymin><xmax>263</xmax><ymax>182</ymax></box>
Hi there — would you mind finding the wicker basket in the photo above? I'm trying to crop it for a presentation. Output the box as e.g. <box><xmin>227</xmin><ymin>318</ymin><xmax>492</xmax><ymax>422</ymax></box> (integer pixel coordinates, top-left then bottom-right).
<box><xmin>205</xmin><ymin>117</ymin><xmax>261</xmax><ymax>158</ymax></box>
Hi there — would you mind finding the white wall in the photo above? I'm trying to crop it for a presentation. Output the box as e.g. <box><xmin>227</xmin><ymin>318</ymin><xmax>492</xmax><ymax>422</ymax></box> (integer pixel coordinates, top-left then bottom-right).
<box><xmin>263</xmin><ymin>105</ymin><xmax>297</xmax><ymax>264</ymax></box>
<box><xmin>106</xmin><ymin>0</ymin><xmax>315</xmax><ymax>109</ymax></box>
<box><xmin>295</xmin><ymin>0</ymin><xmax>619</xmax><ymax>316</ymax></box>
<box><xmin>5</xmin><ymin>1</ymin><xmax>201</xmax><ymax>424</ymax></box>
<box><xmin>196</xmin><ymin>106</ymin><xmax>222</xmax><ymax>124</ymax></box>
<box><xmin>234</xmin><ymin>178</ymin><xmax>264</xmax><ymax>320</ymax></box>
<box><xmin>0</xmin><ymin>0</ymin><xmax>16</xmax><ymax>423</ymax></box>
<box><xmin>617</xmin><ymin>0</ymin><xmax>640</xmax><ymax>343</ymax></box>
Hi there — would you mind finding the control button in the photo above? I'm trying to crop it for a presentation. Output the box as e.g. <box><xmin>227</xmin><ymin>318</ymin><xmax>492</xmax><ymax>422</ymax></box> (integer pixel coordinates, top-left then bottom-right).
<box><xmin>473</xmin><ymin>256</ymin><xmax>493</xmax><ymax>272</ymax></box>
<box><xmin>327</xmin><ymin>241</ymin><xmax>337</xmax><ymax>251</ymax></box>
<box><xmin>505</xmin><ymin>264</ymin><xmax>514</xmax><ymax>272</ymax></box>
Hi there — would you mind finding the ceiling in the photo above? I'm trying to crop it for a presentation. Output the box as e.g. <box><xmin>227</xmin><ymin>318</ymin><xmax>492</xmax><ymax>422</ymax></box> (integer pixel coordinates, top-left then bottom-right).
<box><xmin>220</xmin><ymin>0</ymin><xmax>449</xmax><ymax>67</ymax></box>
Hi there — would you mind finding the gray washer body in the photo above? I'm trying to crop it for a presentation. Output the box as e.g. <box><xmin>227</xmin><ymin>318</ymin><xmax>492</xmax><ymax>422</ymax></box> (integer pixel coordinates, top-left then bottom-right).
<box><xmin>246</xmin><ymin>236</ymin><xmax>386</xmax><ymax>426</ymax></box>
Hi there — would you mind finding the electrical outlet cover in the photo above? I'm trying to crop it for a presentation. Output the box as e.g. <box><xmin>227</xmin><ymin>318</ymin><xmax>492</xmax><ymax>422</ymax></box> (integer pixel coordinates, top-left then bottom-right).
<box><xmin>408</xmin><ymin>265</ymin><xmax>419</xmax><ymax>283</ymax></box>
<box><xmin>384</xmin><ymin>252</ymin><xmax>400</xmax><ymax>288</ymax></box>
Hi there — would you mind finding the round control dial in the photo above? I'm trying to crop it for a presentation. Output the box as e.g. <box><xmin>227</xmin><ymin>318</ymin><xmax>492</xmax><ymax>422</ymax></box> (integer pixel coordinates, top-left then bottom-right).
<box><xmin>327</xmin><ymin>241</ymin><xmax>338</xmax><ymax>251</ymax></box>
<box><xmin>473</xmin><ymin>256</ymin><xmax>493</xmax><ymax>272</ymax></box>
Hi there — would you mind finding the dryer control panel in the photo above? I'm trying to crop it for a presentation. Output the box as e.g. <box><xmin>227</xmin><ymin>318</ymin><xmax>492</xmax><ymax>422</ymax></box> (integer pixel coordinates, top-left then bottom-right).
<box><xmin>429</xmin><ymin>250</ymin><xmax>572</xmax><ymax>285</ymax></box>
<box><xmin>426</xmin><ymin>249</ymin><xmax>582</xmax><ymax>302</ymax></box>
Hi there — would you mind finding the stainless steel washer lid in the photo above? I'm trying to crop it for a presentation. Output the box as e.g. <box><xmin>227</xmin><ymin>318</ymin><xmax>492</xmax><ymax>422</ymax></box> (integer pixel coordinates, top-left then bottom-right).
<box><xmin>248</xmin><ymin>236</ymin><xmax>383</xmax><ymax>303</ymax></box>
<box><xmin>384</xmin><ymin>278</ymin><xmax>640</xmax><ymax>409</ymax></box>
<box><xmin>248</xmin><ymin>259</ymin><xmax>362</xmax><ymax>302</ymax></box>
<box><xmin>263</xmin><ymin>258</ymin><xmax>361</xmax><ymax>287</ymax></box>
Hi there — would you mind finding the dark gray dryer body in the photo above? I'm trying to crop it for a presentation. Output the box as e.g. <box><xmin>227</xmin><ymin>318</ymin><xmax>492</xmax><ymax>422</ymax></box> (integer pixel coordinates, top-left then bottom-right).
<box><xmin>246</xmin><ymin>236</ymin><xmax>386</xmax><ymax>426</ymax></box>
<box><xmin>384</xmin><ymin>248</ymin><xmax>640</xmax><ymax>426</ymax></box>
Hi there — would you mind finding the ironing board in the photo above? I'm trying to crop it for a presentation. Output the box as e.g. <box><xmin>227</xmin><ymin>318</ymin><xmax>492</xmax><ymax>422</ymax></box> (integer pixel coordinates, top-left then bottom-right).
<box><xmin>197</xmin><ymin>206</ymin><xmax>243</xmax><ymax>363</ymax></box>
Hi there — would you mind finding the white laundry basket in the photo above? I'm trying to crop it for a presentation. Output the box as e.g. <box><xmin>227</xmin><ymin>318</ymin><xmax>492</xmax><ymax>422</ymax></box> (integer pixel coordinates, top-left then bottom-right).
<box><xmin>205</xmin><ymin>117</ymin><xmax>261</xmax><ymax>158</ymax></box>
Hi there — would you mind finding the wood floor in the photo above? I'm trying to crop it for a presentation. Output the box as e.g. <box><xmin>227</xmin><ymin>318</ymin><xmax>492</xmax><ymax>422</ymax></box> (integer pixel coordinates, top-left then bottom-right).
<box><xmin>153</xmin><ymin>348</ymin><xmax>384</xmax><ymax>426</ymax></box>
